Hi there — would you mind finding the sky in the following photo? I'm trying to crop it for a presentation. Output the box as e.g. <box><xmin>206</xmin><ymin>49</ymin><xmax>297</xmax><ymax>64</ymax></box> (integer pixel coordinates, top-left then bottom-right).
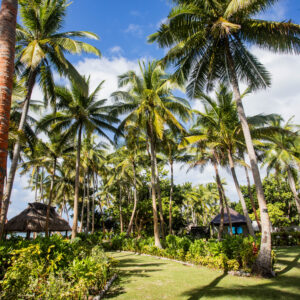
<box><xmin>6</xmin><ymin>0</ymin><xmax>300</xmax><ymax>220</ymax></box>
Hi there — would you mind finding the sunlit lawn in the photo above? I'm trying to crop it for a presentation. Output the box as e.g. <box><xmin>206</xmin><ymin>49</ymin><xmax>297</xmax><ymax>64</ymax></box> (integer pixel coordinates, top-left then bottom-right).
<box><xmin>106</xmin><ymin>247</ymin><xmax>300</xmax><ymax>300</ymax></box>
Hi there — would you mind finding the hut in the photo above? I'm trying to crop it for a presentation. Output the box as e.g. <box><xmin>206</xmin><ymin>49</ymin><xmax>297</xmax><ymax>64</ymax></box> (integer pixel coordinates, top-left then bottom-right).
<box><xmin>5</xmin><ymin>202</ymin><xmax>71</xmax><ymax>238</ymax></box>
<box><xmin>210</xmin><ymin>208</ymin><xmax>249</xmax><ymax>237</ymax></box>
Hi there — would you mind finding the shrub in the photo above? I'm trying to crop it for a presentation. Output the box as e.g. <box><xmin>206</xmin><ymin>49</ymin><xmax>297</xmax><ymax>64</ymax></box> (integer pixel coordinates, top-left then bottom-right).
<box><xmin>0</xmin><ymin>235</ymin><xmax>115</xmax><ymax>299</ymax></box>
<box><xmin>103</xmin><ymin>233</ymin><xmax>258</xmax><ymax>271</ymax></box>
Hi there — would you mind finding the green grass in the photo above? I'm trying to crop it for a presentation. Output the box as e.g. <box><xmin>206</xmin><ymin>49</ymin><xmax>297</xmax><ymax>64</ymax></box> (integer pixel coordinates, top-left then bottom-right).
<box><xmin>105</xmin><ymin>247</ymin><xmax>300</xmax><ymax>300</ymax></box>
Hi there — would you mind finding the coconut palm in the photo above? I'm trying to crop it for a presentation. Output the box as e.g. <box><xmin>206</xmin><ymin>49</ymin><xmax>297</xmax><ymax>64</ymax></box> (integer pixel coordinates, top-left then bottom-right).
<box><xmin>81</xmin><ymin>135</ymin><xmax>108</xmax><ymax>233</ymax></box>
<box><xmin>195</xmin><ymin>85</ymin><xmax>255</xmax><ymax>236</ymax></box>
<box><xmin>111</xmin><ymin>60</ymin><xmax>191</xmax><ymax>247</ymax></box>
<box><xmin>0</xmin><ymin>0</ymin><xmax>101</xmax><ymax>238</ymax></box>
<box><xmin>262</xmin><ymin>117</ymin><xmax>300</xmax><ymax>220</ymax></box>
<box><xmin>183</xmin><ymin>140</ymin><xmax>229</xmax><ymax>239</ymax></box>
<box><xmin>38</xmin><ymin>77</ymin><xmax>119</xmax><ymax>238</ymax></box>
<box><xmin>161</xmin><ymin>129</ymin><xmax>191</xmax><ymax>234</ymax></box>
<box><xmin>149</xmin><ymin>0</ymin><xmax>300</xmax><ymax>276</ymax></box>
<box><xmin>184</xmin><ymin>183</ymin><xmax>219</xmax><ymax>226</ymax></box>
<box><xmin>0</xmin><ymin>0</ymin><xmax>18</xmax><ymax>213</ymax></box>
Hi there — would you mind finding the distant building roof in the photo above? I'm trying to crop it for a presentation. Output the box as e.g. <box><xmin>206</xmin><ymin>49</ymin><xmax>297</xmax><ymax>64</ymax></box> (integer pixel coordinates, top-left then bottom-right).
<box><xmin>5</xmin><ymin>202</ymin><xmax>71</xmax><ymax>232</ymax></box>
<box><xmin>211</xmin><ymin>208</ymin><xmax>246</xmax><ymax>225</ymax></box>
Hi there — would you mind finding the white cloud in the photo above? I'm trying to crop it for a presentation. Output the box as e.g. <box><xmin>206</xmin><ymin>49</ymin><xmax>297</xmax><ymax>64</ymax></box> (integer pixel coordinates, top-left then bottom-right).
<box><xmin>7</xmin><ymin>170</ymin><xmax>35</xmax><ymax>219</ymax></box>
<box><xmin>243</xmin><ymin>47</ymin><xmax>300</xmax><ymax>124</ymax></box>
<box><xmin>109</xmin><ymin>46</ymin><xmax>123</xmax><ymax>55</ymax></box>
<box><xmin>124</xmin><ymin>24</ymin><xmax>143</xmax><ymax>37</ymax></box>
<box><xmin>130</xmin><ymin>10</ymin><xmax>141</xmax><ymax>17</ymax></box>
<box><xmin>75</xmin><ymin>56</ymin><xmax>139</xmax><ymax>100</ymax></box>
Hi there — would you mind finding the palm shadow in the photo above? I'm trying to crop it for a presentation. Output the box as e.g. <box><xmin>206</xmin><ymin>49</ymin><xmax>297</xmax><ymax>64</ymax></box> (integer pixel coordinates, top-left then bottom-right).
<box><xmin>180</xmin><ymin>272</ymin><xmax>228</xmax><ymax>300</ymax></box>
<box><xmin>105</xmin><ymin>255</ymin><xmax>165</xmax><ymax>298</ymax></box>
<box><xmin>277</xmin><ymin>253</ymin><xmax>300</xmax><ymax>275</ymax></box>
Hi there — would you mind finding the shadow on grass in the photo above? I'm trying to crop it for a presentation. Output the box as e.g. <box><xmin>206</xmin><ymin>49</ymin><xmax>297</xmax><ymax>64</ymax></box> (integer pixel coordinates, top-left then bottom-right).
<box><xmin>180</xmin><ymin>272</ymin><xmax>228</xmax><ymax>300</ymax></box>
<box><xmin>180</xmin><ymin>273</ymin><xmax>300</xmax><ymax>300</ymax></box>
<box><xmin>105</xmin><ymin>255</ymin><xmax>164</xmax><ymax>298</ymax></box>
<box><xmin>277</xmin><ymin>253</ymin><xmax>300</xmax><ymax>275</ymax></box>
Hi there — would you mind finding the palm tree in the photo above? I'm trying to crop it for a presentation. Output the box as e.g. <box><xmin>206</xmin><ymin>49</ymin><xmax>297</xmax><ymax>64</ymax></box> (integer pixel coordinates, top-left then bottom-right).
<box><xmin>161</xmin><ymin>129</ymin><xmax>190</xmax><ymax>234</ymax></box>
<box><xmin>184</xmin><ymin>183</ymin><xmax>219</xmax><ymax>226</ymax></box>
<box><xmin>39</xmin><ymin>77</ymin><xmax>119</xmax><ymax>238</ymax></box>
<box><xmin>262</xmin><ymin>117</ymin><xmax>300</xmax><ymax>220</ymax></box>
<box><xmin>183</xmin><ymin>141</ymin><xmax>228</xmax><ymax>239</ymax></box>
<box><xmin>112</xmin><ymin>60</ymin><xmax>191</xmax><ymax>247</ymax></box>
<box><xmin>0</xmin><ymin>0</ymin><xmax>18</xmax><ymax>214</ymax></box>
<box><xmin>81</xmin><ymin>135</ymin><xmax>108</xmax><ymax>233</ymax></box>
<box><xmin>0</xmin><ymin>0</ymin><xmax>101</xmax><ymax>238</ymax></box>
<box><xmin>149</xmin><ymin>0</ymin><xmax>300</xmax><ymax>276</ymax></box>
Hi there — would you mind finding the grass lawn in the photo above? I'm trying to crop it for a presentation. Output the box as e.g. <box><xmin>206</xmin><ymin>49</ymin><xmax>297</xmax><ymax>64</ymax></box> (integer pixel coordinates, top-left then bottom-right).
<box><xmin>105</xmin><ymin>247</ymin><xmax>300</xmax><ymax>300</ymax></box>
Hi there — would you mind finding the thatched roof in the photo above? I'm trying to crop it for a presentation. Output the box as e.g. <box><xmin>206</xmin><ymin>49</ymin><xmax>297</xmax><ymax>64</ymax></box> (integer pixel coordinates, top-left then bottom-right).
<box><xmin>5</xmin><ymin>202</ymin><xmax>71</xmax><ymax>232</ymax></box>
<box><xmin>211</xmin><ymin>208</ymin><xmax>247</xmax><ymax>225</ymax></box>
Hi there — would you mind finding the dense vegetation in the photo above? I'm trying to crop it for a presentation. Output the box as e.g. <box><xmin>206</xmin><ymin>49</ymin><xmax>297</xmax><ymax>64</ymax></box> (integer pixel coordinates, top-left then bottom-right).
<box><xmin>0</xmin><ymin>235</ymin><xmax>116</xmax><ymax>299</ymax></box>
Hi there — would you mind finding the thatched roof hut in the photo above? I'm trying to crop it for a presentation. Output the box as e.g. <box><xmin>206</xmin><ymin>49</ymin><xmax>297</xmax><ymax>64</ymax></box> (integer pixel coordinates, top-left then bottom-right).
<box><xmin>5</xmin><ymin>202</ymin><xmax>71</xmax><ymax>233</ymax></box>
<box><xmin>211</xmin><ymin>208</ymin><xmax>247</xmax><ymax>225</ymax></box>
<box><xmin>210</xmin><ymin>208</ymin><xmax>249</xmax><ymax>236</ymax></box>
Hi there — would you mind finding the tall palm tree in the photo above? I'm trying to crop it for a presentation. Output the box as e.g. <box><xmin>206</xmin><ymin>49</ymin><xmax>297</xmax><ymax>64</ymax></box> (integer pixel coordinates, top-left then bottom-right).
<box><xmin>81</xmin><ymin>135</ymin><xmax>108</xmax><ymax>233</ymax></box>
<box><xmin>262</xmin><ymin>118</ymin><xmax>300</xmax><ymax>220</ymax></box>
<box><xmin>41</xmin><ymin>133</ymin><xmax>73</xmax><ymax>236</ymax></box>
<box><xmin>0</xmin><ymin>0</ymin><xmax>101</xmax><ymax>238</ymax></box>
<box><xmin>39</xmin><ymin>77</ymin><xmax>119</xmax><ymax>238</ymax></box>
<box><xmin>183</xmin><ymin>141</ymin><xmax>228</xmax><ymax>239</ymax></box>
<box><xmin>184</xmin><ymin>183</ymin><xmax>219</xmax><ymax>226</ymax></box>
<box><xmin>161</xmin><ymin>129</ymin><xmax>190</xmax><ymax>234</ymax></box>
<box><xmin>112</xmin><ymin>60</ymin><xmax>191</xmax><ymax>247</ymax></box>
<box><xmin>0</xmin><ymin>0</ymin><xmax>18</xmax><ymax>215</ymax></box>
<box><xmin>149</xmin><ymin>0</ymin><xmax>300</xmax><ymax>276</ymax></box>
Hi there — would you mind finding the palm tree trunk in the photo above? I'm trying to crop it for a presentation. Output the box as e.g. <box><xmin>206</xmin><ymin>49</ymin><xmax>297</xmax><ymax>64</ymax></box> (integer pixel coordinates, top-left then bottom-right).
<box><xmin>98</xmin><ymin>198</ymin><xmax>105</xmax><ymax>234</ymax></box>
<box><xmin>225</xmin><ymin>41</ymin><xmax>272</xmax><ymax>277</ymax></box>
<box><xmin>227</xmin><ymin>150</ymin><xmax>255</xmax><ymax>237</ymax></box>
<box><xmin>220</xmin><ymin>180</ymin><xmax>233</xmax><ymax>236</ymax></box>
<box><xmin>79</xmin><ymin>174</ymin><xmax>85</xmax><ymax>233</ymax></box>
<box><xmin>0</xmin><ymin>70</ymin><xmax>37</xmax><ymax>237</ymax></box>
<box><xmin>40</xmin><ymin>167</ymin><xmax>44</xmax><ymax>203</ymax></box>
<box><xmin>212</xmin><ymin>158</ymin><xmax>225</xmax><ymax>240</ymax></box>
<box><xmin>148</xmin><ymin>121</ymin><xmax>162</xmax><ymax>248</ymax></box>
<box><xmin>169</xmin><ymin>159</ymin><xmax>174</xmax><ymax>235</ymax></box>
<box><xmin>34</xmin><ymin>167</ymin><xmax>39</xmax><ymax>202</ymax></box>
<box><xmin>91</xmin><ymin>172</ymin><xmax>96</xmax><ymax>234</ymax></box>
<box><xmin>127</xmin><ymin>159</ymin><xmax>138</xmax><ymax>235</ymax></box>
<box><xmin>45</xmin><ymin>158</ymin><xmax>56</xmax><ymax>237</ymax></box>
<box><xmin>287</xmin><ymin>167</ymin><xmax>300</xmax><ymax>220</ymax></box>
<box><xmin>86</xmin><ymin>171</ymin><xmax>90</xmax><ymax>235</ymax></box>
<box><xmin>154</xmin><ymin>154</ymin><xmax>165</xmax><ymax>239</ymax></box>
<box><xmin>65</xmin><ymin>201</ymin><xmax>69</xmax><ymax>224</ymax></box>
<box><xmin>119</xmin><ymin>186</ymin><xmax>123</xmax><ymax>233</ymax></box>
<box><xmin>0</xmin><ymin>0</ymin><xmax>18</xmax><ymax>226</ymax></box>
<box><xmin>71</xmin><ymin>125</ymin><xmax>82</xmax><ymax>239</ymax></box>
<box><xmin>244</xmin><ymin>164</ymin><xmax>261</xmax><ymax>231</ymax></box>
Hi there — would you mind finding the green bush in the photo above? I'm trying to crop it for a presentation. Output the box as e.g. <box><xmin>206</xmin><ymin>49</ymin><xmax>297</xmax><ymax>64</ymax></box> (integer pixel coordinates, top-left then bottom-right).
<box><xmin>103</xmin><ymin>233</ymin><xmax>259</xmax><ymax>271</ymax></box>
<box><xmin>271</xmin><ymin>232</ymin><xmax>300</xmax><ymax>246</ymax></box>
<box><xmin>0</xmin><ymin>235</ymin><xmax>116</xmax><ymax>299</ymax></box>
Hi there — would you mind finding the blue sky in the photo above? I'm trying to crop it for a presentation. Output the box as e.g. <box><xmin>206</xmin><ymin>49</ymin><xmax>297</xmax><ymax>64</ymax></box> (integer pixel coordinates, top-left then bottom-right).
<box><xmin>6</xmin><ymin>0</ymin><xmax>300</xmax><ymax>220</ymax></box>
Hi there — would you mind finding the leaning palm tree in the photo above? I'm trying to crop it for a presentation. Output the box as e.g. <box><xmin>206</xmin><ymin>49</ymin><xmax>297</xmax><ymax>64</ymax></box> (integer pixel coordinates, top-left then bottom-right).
<box><xmin>0</xmin><ymin>0</ymin><xmax>101</xmax><ymax>238</ymax></box>
<box><xmin>149</xmin><ymin>0</ymin><xmax>300</xmax><ymax>276</ymax></box>
<box><xmin>38</xmin><ymin>76</ymin><xmax>119</xmax><ymax>238</ymax></box>
<box><xmin>112</xmin><ymin>60</ymin><xmax>191</xmax><ymax>247</ymax></box>
<box><xmin>262</xmin><ymin>117</ymin><xmax>300</xmax><ymax>220</ymax></box>
<box><xmin>0</xmin><ymin>0</ymin><xmax>18</xmax><ymax>211</ymax></box>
